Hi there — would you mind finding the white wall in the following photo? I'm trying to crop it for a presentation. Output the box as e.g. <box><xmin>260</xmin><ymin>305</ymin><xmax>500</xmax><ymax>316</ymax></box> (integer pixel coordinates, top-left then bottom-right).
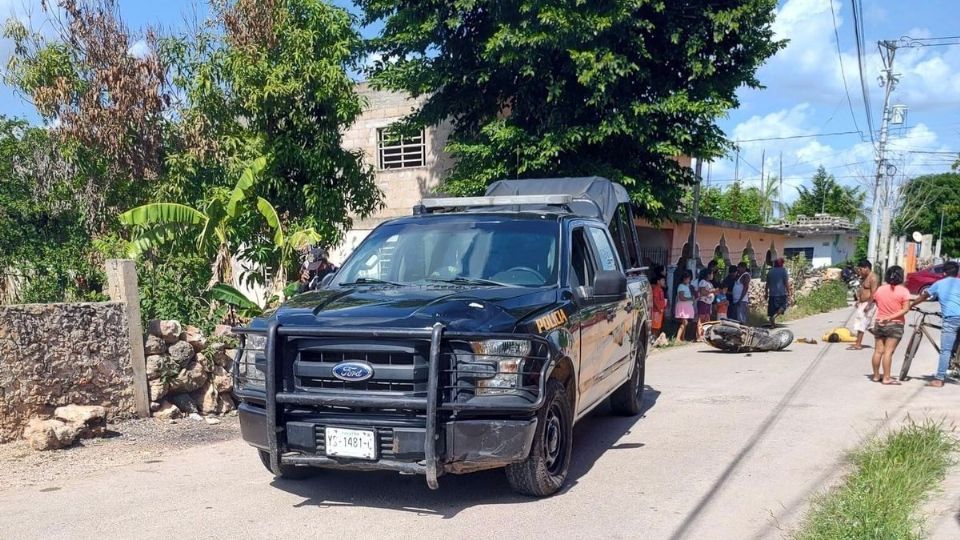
<box><xmin>783</xmin><ymin>233</ymin><xmax>859</xmax><ymax>268</ymax></box>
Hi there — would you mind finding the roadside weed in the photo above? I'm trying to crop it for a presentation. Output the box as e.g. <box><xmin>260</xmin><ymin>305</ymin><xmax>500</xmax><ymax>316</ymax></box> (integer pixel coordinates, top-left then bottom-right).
<box><xmin>795</xmin><ymin>419</ymin><xmax>957</xmax><ymax>540</ymax></box>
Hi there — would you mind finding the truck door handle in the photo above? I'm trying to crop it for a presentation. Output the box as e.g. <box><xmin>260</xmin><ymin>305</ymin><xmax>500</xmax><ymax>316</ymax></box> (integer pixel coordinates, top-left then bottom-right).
<box><xmin>606</xmin><ymin>309</ymin><xmax>616</xmax><ymax>322</ymax></box>
<box><xmin>624</xmin><ymin>302</ymin><xmax>634</xmax><ymax>313</ymax></box>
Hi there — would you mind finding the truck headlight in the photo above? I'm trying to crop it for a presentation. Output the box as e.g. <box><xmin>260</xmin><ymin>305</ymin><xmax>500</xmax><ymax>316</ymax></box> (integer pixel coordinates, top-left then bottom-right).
<box><xmin>236</xmin><ymin>333</ymin><xmax>267</xmax><ymax>391</ymax></box>
<box><xmin>469</xmin><ymin>339</ymin><xmax>530</xmax><ymax>395</ymax></box>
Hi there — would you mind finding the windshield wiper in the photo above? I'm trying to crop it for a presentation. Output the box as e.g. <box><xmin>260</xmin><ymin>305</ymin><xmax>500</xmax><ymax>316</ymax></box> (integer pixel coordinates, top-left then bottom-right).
<box><xmin>425</xmin><ymin>277</ymin><xmax>509</xmax><ymax>287</ymax></box>
<box><xmin>339</xmin><ymin>277</ymin><xmax>404</xmax><ymax>286</ymax></box>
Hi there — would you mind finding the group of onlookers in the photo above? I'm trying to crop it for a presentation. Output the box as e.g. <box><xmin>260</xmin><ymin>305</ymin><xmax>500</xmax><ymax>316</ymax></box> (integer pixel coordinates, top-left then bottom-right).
<box><xmin>851</xmin><ymin>258</ymin><xmax>960</xmax><ymax>387</ymax></box>
<box><xmin>649</xmin><ymin>260</ymin><xmax>765</xmax><ymax>342</ymax></box>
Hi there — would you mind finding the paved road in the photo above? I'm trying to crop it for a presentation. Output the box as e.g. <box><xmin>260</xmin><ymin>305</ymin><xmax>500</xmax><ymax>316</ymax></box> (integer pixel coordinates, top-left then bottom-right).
<box><xmin>2</xmin><ymin>308</ymin><xmax>958</xmax><ymax>539</ymax></box>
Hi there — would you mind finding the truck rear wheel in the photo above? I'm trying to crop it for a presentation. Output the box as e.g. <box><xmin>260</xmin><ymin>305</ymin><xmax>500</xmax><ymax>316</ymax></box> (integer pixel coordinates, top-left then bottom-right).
<box><xmin>505</xmin><ymin>380</ymin><xmax>572</xmax><ymax>497</ymax></box>
<box><xmin>610</xmin><ymin>338</ymin><xmax>646</xmax><ymax>416</ymax></box>
<box><xmin>258</xmin><ymin>450</ymin><xmax>318</xmax><ymax>480</ymax></box>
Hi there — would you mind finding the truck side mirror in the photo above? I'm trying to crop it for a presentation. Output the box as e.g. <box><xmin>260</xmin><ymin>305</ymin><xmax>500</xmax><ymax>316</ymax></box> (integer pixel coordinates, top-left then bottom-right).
<box><xmin>593</xmin><ymin>270</ymin><xmax>626</xmax><ymax>301</ymax></box>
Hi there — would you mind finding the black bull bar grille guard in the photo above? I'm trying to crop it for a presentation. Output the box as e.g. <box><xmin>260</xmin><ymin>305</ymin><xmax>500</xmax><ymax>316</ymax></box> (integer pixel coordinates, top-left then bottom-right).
<box><xmin>248</xmin><ymin>321</ymin><xmax>560</xmax><ymax>490</ymax></box>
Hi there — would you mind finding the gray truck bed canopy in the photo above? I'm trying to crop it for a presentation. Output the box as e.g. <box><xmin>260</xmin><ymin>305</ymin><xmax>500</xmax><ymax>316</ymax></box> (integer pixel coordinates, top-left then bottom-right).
<box><xmin>484</xmin><ymin>177</ymin><xmax>630</xmax><ymax>225</ymax></box>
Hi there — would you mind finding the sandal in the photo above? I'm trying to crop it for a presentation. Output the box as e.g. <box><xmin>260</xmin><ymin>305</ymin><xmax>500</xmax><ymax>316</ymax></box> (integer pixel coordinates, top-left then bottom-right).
<box><xmin>881</xmin><ymin>379</ymin><xmax>902</xmax><ymax>385</ymax></box>
<box><xmin>926</xmin><ymin>379</ymin><xmax>945</xmax><ymax>388</ymax></box>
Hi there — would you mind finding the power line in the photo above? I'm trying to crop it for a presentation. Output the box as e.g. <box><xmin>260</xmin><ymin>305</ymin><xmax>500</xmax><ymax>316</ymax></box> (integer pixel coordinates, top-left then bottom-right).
<box><xmin>829</xmin><ymin>0</ymin><xmax>864</xmax><ymax>137</ymax></box>
<box><xmin>851</xmin><ymin>0</ymin><xmax>876</xmax><ymax>146</ymax></box>
<box><xmin>707</xmin><ymin>173</ymin><xmax>871</xmax><ymax>185</ymax></box>
<box><xmin>898</xmin><ymin>35</ymin><xmax>960</xmax><ymax>48</ymax></box>
<box><xmin>731</xmin><ymin>130</ymin><xmax>862</xmax><ymax>144</ymax></box>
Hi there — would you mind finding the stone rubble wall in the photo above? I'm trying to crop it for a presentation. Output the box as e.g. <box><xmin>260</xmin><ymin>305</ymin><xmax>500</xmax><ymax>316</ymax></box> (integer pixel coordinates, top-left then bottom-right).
<box><xmin>0</xmin><ymin>302</ymin><xmax>135</xmax><ymax>443</ymax></box>
<box><xmin>145</xmin><ymin>320</ymin><xmax>238</xmax><ymax>420</ymax></box>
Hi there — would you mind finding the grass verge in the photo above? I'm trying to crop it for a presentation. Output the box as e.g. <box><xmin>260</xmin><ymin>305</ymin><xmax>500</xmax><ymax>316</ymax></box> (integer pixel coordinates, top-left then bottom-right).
<box><xmin>748</xmin><ymin>280</ymin><xmax>850</xmax><ymax>325</ymax></box>
<box><xmin>794</xmin><ymin>419</ymin><xmax>957</xmax><ymax>540</ymax></box>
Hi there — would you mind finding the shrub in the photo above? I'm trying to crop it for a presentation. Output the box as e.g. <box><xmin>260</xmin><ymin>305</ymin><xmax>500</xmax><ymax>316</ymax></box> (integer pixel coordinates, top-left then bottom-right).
<box><xmin>138</xmin><ymin>254</ymin><xmax>220</xmax><ymax>333</ymax></box>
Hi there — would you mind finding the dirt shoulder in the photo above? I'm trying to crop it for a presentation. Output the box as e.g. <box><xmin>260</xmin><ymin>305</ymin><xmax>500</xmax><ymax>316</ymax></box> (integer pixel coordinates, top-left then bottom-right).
<box><xmin>0</xmin><ymin>415</ymin><xmax>240</xmax><ymax>492</ymax></box>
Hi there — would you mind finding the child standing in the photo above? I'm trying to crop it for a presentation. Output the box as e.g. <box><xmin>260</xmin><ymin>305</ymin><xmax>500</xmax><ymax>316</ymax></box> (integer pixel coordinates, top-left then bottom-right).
<box><xmin>651</xmin><ymin>274</ymin><xmax>668</xmax><ymax>338</ymax></box>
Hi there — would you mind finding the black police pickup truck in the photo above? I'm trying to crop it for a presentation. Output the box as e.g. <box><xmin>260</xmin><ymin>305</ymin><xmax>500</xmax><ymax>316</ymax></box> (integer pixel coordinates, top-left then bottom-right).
<box><xmin>233</xmin><ymin>177</ymin><xmax>650</xmax><ymax>496</ymax></box>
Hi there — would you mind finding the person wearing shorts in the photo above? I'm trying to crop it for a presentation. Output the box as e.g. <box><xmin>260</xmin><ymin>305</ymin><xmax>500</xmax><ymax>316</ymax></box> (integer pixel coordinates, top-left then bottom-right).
<box><xmin>851</xmin><ymin>259</ymin><xmax>879</xmax><ymax>350</ymax></box>
<box><xmin>674</xmin><ymin>270</ymin><xmax>696</xmax><ymax>342</ymax></box>
<box><xmin>869</xmin><ymin>265</ymin><xmax>911</xmax><ymax>385</ymax></box>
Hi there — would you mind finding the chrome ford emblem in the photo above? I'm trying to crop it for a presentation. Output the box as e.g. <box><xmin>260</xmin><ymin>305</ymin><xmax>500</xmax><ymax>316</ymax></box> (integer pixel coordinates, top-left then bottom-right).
<box><xmin>332</xmin><ymin>361</ymin><xmax>374</xmax><ymax>382</ymax></box>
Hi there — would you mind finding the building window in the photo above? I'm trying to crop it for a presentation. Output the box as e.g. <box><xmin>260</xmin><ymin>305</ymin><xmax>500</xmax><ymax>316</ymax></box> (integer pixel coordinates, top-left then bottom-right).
<box><xmin>783</xmin><ymin>247</ymin><xmax>814</xmax><ymax>261</ymax></box>
<box><xmin>377</xmin><ymin>127</ymin><xmax>425</xmax><ymax>170</ymax></box>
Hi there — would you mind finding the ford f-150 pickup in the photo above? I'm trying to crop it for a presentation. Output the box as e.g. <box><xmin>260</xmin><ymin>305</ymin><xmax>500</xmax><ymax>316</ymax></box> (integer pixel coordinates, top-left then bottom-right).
<box><xmin>233</xmin><ymin>177</ymin><xmax>650</xmax><ymax>496</ymax></box>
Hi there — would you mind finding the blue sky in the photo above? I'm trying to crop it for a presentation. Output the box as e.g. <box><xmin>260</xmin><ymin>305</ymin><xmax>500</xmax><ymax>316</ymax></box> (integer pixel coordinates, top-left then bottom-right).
<box><xmin>2</xmin><ymin>0</ymin><xmax>958</xmax><ymax>205</ymax></box>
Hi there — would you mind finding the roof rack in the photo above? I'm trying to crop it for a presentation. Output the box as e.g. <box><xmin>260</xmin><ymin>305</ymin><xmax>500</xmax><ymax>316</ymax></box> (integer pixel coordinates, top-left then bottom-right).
<box><xmin>413</xmin><ymin>194</ymin><xmax>573</xmax><ymax>215</ymax></box>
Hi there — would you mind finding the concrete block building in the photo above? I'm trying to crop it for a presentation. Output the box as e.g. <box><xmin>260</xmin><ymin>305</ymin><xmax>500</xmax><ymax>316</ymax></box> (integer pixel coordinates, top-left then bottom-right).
<box><xmin>331</xmin><ymin>83</ymin><xmax>454</xmax><ymax>264</ymax></box>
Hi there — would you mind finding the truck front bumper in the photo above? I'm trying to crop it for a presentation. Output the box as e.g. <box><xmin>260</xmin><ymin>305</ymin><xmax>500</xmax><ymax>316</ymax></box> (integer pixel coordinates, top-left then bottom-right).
<box><xmin>239</xmin><ymin>402</ymin><xmax>538</xmax><ymax>475</ymax></box>
<box><xmin>237</xmin><ymin>322</ymin><xmax>556</xmax><ymax>489</ymax></box>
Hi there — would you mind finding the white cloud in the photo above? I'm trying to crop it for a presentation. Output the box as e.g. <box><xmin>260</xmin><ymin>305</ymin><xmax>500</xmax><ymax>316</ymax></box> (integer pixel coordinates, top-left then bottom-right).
<box><xmin>128</xmin><ymin>38</ymin><xmax>150</xmax><ymax>59</ymax></box>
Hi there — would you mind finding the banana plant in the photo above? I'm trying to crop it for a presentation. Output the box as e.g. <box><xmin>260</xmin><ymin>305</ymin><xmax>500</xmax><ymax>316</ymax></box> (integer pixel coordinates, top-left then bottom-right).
<box><xmin>119</xmin><ymin>157</ymin><xmax>268</xmax><ymax>288</ymax></box>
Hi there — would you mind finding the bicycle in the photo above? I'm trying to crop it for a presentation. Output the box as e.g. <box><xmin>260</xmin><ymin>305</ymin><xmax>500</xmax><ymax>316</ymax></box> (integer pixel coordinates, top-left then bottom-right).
<box><xmin>899</xmin><ymin>307</ymin><xmax>960</xmax><ymax>381</ymax></box>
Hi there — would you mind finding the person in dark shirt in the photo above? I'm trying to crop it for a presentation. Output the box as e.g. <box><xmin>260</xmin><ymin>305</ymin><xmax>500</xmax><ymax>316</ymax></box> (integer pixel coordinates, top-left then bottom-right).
<box><xmin>717</xmin><ymin>265</ymin><xmax>737</xmax><ymax>319</ymax></box>
<box><xmin>765</xmin><ymin>258</ymin><xmax>791</xmax><ymax>327</ymax></box>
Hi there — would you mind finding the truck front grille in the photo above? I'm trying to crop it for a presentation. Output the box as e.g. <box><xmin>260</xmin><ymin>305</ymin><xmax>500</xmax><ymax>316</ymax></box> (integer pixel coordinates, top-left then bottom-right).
<box><xmin>300</xmin><ymin>379</ymin><xmax>416</xmax><ymax>393</ymax></box>
<box><xmin>292</xmin><ymin>338</ymin><xmax>430</xmax><ymax>397</ymax></box>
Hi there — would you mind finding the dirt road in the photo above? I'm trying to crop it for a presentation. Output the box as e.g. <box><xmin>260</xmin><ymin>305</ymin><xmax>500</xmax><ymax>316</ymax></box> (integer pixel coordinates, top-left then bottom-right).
<box><xmin>1</xmin><ymin>308</ymin><xmax>957</xmax><ymax>539</ymax></box>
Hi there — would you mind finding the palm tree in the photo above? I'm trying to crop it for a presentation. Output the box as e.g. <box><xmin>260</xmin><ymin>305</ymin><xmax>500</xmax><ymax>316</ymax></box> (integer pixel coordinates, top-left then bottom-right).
<box><xmin>759</xmin><ymin>175</ymin><xmax>784</xmax><ymax>224</ymax></box>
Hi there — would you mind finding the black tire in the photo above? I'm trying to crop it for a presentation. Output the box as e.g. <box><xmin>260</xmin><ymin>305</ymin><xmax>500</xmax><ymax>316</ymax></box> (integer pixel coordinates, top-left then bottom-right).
<box><xmin>505</xmin><ymin>380</ymin><xmax>573</xmax><ymax>497</ymax></box>
<box><xmin>258</xmin><ymin>450</ymin><xmax>318</xmax><ymax>480</ymax></box>
<box><xmin>610</xmin><ymin>338</ymin><xmax>646</xmax><ymax>416</ymax></box>
<box><xmin>899</xmin><ymin>329</ymin><xmax>922</xmax><ymax>381</ymax></box>
<box><xmin>772</xmin><ymin>328</ymin><xmax>795</xmax><ymax>350</ymax></box>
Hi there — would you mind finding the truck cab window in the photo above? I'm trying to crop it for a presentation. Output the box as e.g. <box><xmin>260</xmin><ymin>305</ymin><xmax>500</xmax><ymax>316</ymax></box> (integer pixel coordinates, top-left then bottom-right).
<box><xmin>570</xmin><ymin>228</ymin><xmax>596</xmax><ymax>288</ymax></box>
<box><xmin>587</xmin><ymin>227</ymin><xmax>621</xmax><ymax>273</ymax></box>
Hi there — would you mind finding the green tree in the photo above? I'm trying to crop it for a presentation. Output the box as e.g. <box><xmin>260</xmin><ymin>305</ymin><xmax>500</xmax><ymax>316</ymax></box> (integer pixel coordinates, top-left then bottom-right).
<box><xmin>163</xmin><ymin>0</ymin><xmax>381</xmax><ymax>245</ymax></box>
<box><xmin>359</xmin><ymin>0</ymin><xmax>784</xmax><ymax>218</ymax></box>
<box><xmin>691</xmin><ymin>181</ymin><xmax>765</xmax><ymax>225</ymax></box>
<box><xmin>788</xmin><ymin>166</ymin><xmax>866</xmax><ymax>223</ymax></box>
<box><xmin>894</xmin><ymin>173</ymin><xmax>960</xmax><ymax>256</ymax></box>
<box><xmin>3</xmin><ymin>0</ymin><xmax>168</xmax><ymax>233</ymax></box>
<box><xmin>0</xmin><ymin>116</ymin><xmax>106</xmax><ymax>303</ymax></box>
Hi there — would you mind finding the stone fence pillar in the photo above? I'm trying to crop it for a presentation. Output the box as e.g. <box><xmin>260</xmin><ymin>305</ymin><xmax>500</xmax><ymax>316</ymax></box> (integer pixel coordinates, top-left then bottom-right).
<box><xmin>106</xmin><ymin>259</ymin><xmax>151</xmax><ymax>417</ymax></box>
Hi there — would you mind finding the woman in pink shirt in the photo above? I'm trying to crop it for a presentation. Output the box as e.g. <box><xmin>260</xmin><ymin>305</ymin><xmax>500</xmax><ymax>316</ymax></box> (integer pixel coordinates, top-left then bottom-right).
<box><xmin>869</xmin><ymin>265</ymin><xmax>911</xmax><ymax>385</ymax></box>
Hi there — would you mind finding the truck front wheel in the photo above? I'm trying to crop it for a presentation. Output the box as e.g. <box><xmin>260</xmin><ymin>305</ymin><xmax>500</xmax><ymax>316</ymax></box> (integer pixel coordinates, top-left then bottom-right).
<box><xmin>258</xmin><ymin>450</ymin><xmax>318</xmax><ymax>480</ymax></box>
<box><xmin>610</xmin><ymin>337</ymin><xmax>646</xmax><ymax>416</ymax></box>
<box><xmin>505</xmin><ymin>380</ymin><xmax>573</xmax><ymax>497</ymax></box>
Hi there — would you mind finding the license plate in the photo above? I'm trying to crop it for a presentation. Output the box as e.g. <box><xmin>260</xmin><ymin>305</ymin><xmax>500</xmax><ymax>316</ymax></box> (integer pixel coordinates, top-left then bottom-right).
<box><xmin>325</xmin><ymin>427</ymin><xmax>377</xmax><ymax>460</ymax></box>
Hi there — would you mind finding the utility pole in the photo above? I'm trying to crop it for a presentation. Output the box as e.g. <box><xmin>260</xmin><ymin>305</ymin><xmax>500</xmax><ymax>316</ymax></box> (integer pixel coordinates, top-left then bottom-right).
<box><xmin>734</xmin><ymin>144</ymin><xmax>740</xmax><ymax>185</ymax></box>
<box><xmin>688</xmin><ymin>158</ymin><xmax>703</xmax><ymax>277</ymax></box>
<box><xmin>759</xmin><ymin>148</ymin><xmax>766</xmax><ymax>223</ymax></box>
<box><xmin>867</xmin><ymin>40</ymin><xmax>899</xmax><ymax>269</ymax></box>
<box><xmin>937</xmin><ymin>206</ymin><xmax>945</xmax><ymax>259</ymax></box>
<box><xmin>778</xmin><ymin>152</ymin><xmax>784</xmax><ymax>221</ymax></box>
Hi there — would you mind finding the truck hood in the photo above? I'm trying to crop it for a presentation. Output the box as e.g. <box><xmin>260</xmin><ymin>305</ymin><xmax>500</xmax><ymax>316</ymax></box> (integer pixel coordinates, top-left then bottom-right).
<box><xmin>268</xmin><ymin>286</ymin><xmax>559</xmax><ymax>332</ymax></box>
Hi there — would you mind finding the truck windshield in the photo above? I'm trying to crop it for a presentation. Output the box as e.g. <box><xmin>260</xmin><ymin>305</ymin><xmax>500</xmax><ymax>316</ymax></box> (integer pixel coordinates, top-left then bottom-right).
<box><xmin>334</xmin><ymin>218</ymin><xmax>560</xmax><ymax>288</ymax></box>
